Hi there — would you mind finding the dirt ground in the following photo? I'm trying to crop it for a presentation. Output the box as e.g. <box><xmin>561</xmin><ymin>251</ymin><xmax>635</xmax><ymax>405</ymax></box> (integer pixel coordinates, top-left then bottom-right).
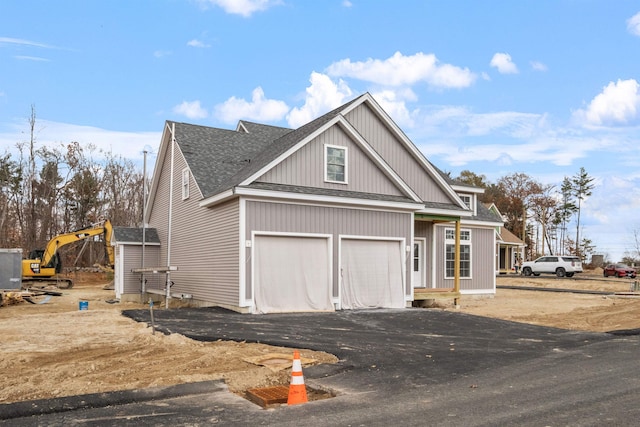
<box><xmin>1</xmin><ymin>269</ymin><xmax>639</xmax><ymax>405</ymax></box>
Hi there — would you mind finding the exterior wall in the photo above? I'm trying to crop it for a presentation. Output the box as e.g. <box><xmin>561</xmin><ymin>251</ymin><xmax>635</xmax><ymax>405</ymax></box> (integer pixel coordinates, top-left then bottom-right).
<box><xmin>148</xmin><ymin>142</ymin><xmax>240</xmax><ymax>307</ymax></box>
<box><xmin>120</xmin><ymin>245</ymin><xmax>162</xmax><ymax>294</ymax></box>
<box><xmin>433</xmin><ymin>224</ymin><xmax>496</xmax><ymax>293</ymax></box>
<box><xmin>257</xmin><ymin>125</ymin><xmax>404</xmax><ymax>197</ymax></box>
<box><xmin>345</xmin><ymin>103</ymin><xmax>452</xmax><ymax>204</ymax></box>
<box><xmin>244</xmin><ymin>199</ymin><xmax>413</xmax><ymax>301</ymax></box>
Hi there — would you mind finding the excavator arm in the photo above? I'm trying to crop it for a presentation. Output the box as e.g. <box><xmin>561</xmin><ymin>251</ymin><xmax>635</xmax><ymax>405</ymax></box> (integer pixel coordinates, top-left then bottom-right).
<box><xmin>22</xmin><ymin>219</ymin><xmax>115</xmax><ymax>288</ymax></box>
<box><xmin>40</xmin><ymin>219</ymin><xmax>114</xmax><ymax>268</ymax></box>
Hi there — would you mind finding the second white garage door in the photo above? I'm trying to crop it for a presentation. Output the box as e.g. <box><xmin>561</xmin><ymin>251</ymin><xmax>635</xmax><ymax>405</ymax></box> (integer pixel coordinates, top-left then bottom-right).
<box><xmin>254</xmin><ymin>234</ymin><xmax>333</xmax><ymax>314</ymax></box>
<box><xmin>340</xmin><ymin>238</ymin><xmax>405</xmax><ymax>309</ymax></box>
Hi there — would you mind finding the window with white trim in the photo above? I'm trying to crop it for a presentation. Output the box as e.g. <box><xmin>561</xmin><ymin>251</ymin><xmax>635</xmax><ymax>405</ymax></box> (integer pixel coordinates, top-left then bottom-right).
<box><xmin>181</xmin><ymin>168</ymin><xmax>190</xmax><ymax>200</ymax></box>
<box><xmin>444</xmin><ymin>228</ymin><xmax>471</xmax><ymax>279</ymax></box>
<box><xmin>459</xmin><ymin>194</ymin><xmax>472</xmax><ymax>210</ymax></box>
<box><xmin>325</xmin><ymin>144</ymin><xmax>347</xmax><ymax>184</ymax></box>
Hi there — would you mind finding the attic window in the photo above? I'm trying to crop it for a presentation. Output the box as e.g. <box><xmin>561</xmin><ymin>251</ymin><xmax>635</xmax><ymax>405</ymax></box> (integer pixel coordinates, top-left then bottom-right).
<box><xmin>459</xmin><ymin>195</ymin><xmax>471</xmax><ymax>210</ymax></box>
<box><xmin>325</xmin><ymin>144</ymin><xmax>348</xmax><ymax>184</ymax></box>
<box><xmin>182</xmin><ymin>168</ymin><xmax>190</xmax><ymax>200</ymax></box>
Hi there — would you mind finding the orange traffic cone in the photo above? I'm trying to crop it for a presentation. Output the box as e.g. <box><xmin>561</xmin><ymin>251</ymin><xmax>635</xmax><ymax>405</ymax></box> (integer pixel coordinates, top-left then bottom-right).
<box><xmin>287</xmin><ymin>350</ymin><xmax>308</xmax><ymax>405</ymax></box>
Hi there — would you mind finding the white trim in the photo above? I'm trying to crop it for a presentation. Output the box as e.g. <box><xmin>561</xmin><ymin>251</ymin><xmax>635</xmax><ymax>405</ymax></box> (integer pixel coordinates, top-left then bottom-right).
<box><xmin>335</xmin><ymin>118</ymin><xmax>422</xmax><ymax>202</ymax></box>
<box><xmin>200</xmin><ymin>189</ymin><xmax>235</xmax><ymax>208</ymax></box>
<box><xmin>451</xmin><ymin>184</ymin><xmax>484</xmax><ymax>194</ymax></box>
<box><xmin>243</xmin><ymin>197</ymin><xmax>419</xmax><ymax>218</ymax></box>
<box><xmin>416</xmin><ymin>208</ymin><xmax>472</xmax><ymax>217</ymax></box>
<box><xmin>251</xmin><ymin>231</ymin><xmax>334</xmax><ymax>313</ymax></box>
<box><xmin>444</xmin><ymin>227</ymin><xmax>472</xmax><ymax>280</ymax></box>
<box><xmin>181</xmin><ymin>168</ymin><xmax>190</xmax><ymax>200</ymax></box>
<box><xmin>229</xmin><ymin>187</ymin><xmax>424</xmax><ymax>211</ymax></box>
<box><xmin>238</xmin><ymin>114</ymin><xmax>423</xmax><ymax>204</ymax></box>
<box><xmin>239</xmin><ymin>198</ymin><xmax>249</xmax><ymax>307</ymax></box>
<box><xmin>342</xmin><ymin>93</ymin><xmax>468</xmax><ymax>210</ymax></box>
<box><xmin>324</xmin><ymin>143</ymin><xmax>348</xmax><ymax>184</ymax></box>
<box><xmin>240</xmin><ymin>116</ymin><xmax>342</xmax><ymax>186</ymax></box>
<box><xmin>235</xmin><ymin>121</ymin><xmax>249</xmax><ymax>133</ymax></box>
<box><xmin>413</xmin><ymin>237</ymin><xmax>427</xmax><ymax>289</ymax></box>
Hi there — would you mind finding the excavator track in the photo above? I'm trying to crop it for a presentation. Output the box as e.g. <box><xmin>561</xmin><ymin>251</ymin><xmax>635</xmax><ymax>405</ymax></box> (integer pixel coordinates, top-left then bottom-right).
<box><xmin>22</xmin><ymin>278</ymin><xmax>74</xmax><ymax>290</ymax></box>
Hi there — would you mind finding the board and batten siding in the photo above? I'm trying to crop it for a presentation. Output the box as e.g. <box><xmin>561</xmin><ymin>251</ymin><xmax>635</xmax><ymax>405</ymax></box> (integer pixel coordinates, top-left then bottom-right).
<box><xmin>257</xmin><ymin>125</ymin><xmax>404</xmax><ymax>197</ymax></box>
<box><xmin>244</xmin><ymin>200</ymin><xmax>413</xmax><ymax>300</ymax></box>
<box><xmin>345</xmin><ymin>103</ymin><xmax>452</xmax><ymax>204</ymax></box>
<box><xmin>433</xmin><ymin>224</ymin><xmax>496</xmax><ymax>292</ymax></box>
<box><xmin>121</xmin><ymin>245</ymin><xmax>162</xmax><ymax>294</ymax></box>
<box><xmin>148</xmin><ymin>142</ymin><xmax>240</xmax><ymax>307</ymax></box>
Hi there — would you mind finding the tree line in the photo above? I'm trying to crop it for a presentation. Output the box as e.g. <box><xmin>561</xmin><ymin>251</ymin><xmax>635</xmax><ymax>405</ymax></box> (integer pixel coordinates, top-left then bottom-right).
<box><xmin>0</xmin><ymin>107</ymin><xmax>598</xmax><ymax>269</ymax></box>
<box><xmin>0</xmin><ymin>108</ymin><xmax>145</xmax><ymax>269</ymax></box>
<box><xmin>454</xmin><ymin>168</ymin><xmax>595</xmax><ymax>261</ymax></box>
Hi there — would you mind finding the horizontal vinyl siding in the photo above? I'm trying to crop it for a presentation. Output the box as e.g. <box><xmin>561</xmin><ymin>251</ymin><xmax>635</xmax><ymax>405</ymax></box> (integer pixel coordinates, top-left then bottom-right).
<box><xmin>433</xmin><ymin>225</ymin><xmax>495</xmax><ymax>292</ymax></box>
<box><xmin>257</xmin><ymin>125</ymin><xmax>404</xmax><ymax>196</ymax></box>
<box><xmin>245</xmin><ymin>200</ymin><xmax>413</xmax><ymax>299</ymax></box>
<box><xmin>149</xmin><ymin>142</ymin><xmax>240</xmax><ymax>307</ymax></box>
<box><xmin>121</xmin><ymin>246</ymin><xmax>162</xmax><ymax>294</ymax></box>
<box><xmin>345</xmin><ymin>104</ymin><xmax>452</xmax><ymax>203</ymax></box>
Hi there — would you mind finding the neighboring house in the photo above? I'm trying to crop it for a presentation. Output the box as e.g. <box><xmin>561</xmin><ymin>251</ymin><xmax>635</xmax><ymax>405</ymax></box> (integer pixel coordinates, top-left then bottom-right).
<box><xmin>137</xmin><ymin>93</ymin><xmax>502</xmax><ymax>313</ymax></box>
<box><xmin>485</xmin><ymin>203</ymin><xmax>526</xmax><ymax>275</ymax></box>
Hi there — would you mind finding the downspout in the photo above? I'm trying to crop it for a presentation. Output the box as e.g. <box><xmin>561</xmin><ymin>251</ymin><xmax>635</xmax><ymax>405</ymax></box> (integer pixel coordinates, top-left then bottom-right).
<box><xmin>165</xmin><ymin>122</ymin><xmax>175</xmax><ymax>309</ymax></box>
<box><xmin>141</xmin><ymin>150</ymin><xmax>147</xmax><ymax>299</ymax></box>
<box><xmin>454</xmin><ymin>219</ymin><xmax>461</xmax><ymax>307</ymax></box>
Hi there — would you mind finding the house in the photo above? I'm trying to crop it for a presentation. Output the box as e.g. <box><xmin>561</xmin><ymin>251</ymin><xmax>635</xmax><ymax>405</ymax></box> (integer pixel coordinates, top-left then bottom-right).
<box><xmin>484</xmin><ymin>203</ymin><xmax>527</xmax><ymax>274</ymax></box>
<box><xmin>136</xmin><ymin>93</ymin><xmax>502</xmax><ymax>313</ymax></box>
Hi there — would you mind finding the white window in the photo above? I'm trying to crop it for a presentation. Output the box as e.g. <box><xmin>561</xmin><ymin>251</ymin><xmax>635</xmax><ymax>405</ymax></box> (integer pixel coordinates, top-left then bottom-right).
<box><xmin>325</xmin><ymin>144</ymin><xmax>347</xmax><ymax>184</ymax></box>
<box><xmin>181</xmin><ymin>168</ymin><xmax>190</xmax><ymax>200</ymax></box>
<box><xmin>459</xmin><ymin>194</ymin><xmax>472</xmax><ymax>210</ymax></box>
<box><xmin>444</xmin><ymin>228</ymin><xmax>471</xmax><ymax>279</ymax></box>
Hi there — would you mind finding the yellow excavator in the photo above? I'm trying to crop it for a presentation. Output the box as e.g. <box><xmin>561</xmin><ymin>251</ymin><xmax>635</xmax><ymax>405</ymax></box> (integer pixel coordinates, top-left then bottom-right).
<box><xmin>21</xmin><ymin>219</ymin><xmax>115</xmax><ymax>289</ymax></box>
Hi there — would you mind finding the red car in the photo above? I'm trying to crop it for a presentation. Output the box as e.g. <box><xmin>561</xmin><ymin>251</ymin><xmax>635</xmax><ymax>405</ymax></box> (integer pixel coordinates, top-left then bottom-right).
<box><xmin>603</xmin><ymin>264</ymin><xmax>637</xmax><ymax>278</ymax></box>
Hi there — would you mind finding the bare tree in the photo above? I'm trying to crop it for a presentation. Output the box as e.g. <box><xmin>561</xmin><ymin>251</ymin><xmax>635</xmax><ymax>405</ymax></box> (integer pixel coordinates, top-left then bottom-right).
<box><xmin>529</xmin><ymin>184</ymin><xmax>557</xmax><ymax>256</ymax></box>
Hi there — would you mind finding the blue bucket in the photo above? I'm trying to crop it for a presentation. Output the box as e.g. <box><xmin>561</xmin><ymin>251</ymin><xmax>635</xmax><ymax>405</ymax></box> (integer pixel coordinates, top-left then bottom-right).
<box><xmin>79</xmin><ymin>300</ymin><xmax>89</xmax><ymax>311</ymax></box>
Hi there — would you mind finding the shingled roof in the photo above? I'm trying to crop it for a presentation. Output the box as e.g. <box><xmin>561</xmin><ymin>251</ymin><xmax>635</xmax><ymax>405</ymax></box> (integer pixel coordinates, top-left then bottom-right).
<box><xmin>171</xmin><ymin>96</ymin><xmax>364</xmax><ymax>199</ymax></box>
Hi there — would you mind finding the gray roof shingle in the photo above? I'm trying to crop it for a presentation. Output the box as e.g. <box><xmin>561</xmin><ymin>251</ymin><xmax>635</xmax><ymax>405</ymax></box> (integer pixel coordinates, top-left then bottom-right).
<box><xmin>112</xmin><ymin>227</ymin><xmax>160</xmax><ymax>244</ymax></box>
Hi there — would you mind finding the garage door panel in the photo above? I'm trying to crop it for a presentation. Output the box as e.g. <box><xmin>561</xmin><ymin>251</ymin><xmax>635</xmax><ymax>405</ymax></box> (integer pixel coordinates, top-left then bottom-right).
<box><xmin>254</xmin><ymin>235</ymin><xmax>333</xmax><ymax>313</ymax></box>
<box><xmin>341</xmin><ymin>239</ymin><xmax>405</xmax><ymax>309</ymax></box>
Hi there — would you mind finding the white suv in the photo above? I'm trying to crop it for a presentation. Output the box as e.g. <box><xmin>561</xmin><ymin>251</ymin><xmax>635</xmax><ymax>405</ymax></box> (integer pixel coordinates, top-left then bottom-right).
<box><xmin>521</xmin><ymin>256</ymin><xmax>583</xmax><ymax>278</ymax></box>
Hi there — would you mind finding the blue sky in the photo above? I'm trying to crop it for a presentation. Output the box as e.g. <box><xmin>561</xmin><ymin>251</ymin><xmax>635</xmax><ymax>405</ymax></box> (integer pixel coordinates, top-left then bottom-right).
<box><xmin>1</xmin><ymin>0</ymin><xmax>640</xmax><ymax>261</ymax></box>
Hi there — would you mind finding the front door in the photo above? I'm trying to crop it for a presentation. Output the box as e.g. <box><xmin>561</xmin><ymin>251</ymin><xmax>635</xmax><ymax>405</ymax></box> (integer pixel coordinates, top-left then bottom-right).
<box><xmin>413</xmin><ymin>239</ymin><xmax>425</xmax><ymax>288</ymax></box>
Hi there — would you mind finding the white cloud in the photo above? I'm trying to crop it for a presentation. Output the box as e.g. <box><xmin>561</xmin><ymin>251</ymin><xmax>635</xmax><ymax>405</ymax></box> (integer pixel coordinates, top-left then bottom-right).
<box><xmin>153</xmin><ymin>50</ymin><xmax>172</xmax><ymax>58</ymax></box>
<box><xmin>15</xmin><ymin>55</ymin><xmax>50</xmax><ymax>62</ymax></box>
<box><xmin>342</xmin><ymin>0</ymin><xmax>353</xmax><ymax>7</ymax></box>
<box><xmin>173</xmin><ymin>100</ymin><xmax>209</xmax><ymax>119</ymax></box>
<box><xmin>416</xmin><ymin>105</ymin><xmax>545</xmax><ymax>139</ymax></box>
<box><xmin>627</xmin><ymin>12</ymin><xmax>640</xmax><ymax>36</ymax></box>
<box><xmin>0</xmin><ymin>119</ymin><xmax>160</xmax><ymax>162</ymax></box>
<box><xmin>187</xmin><ymin>39</ymin><xmax>210</xmax><ymax>48</ymax></box>
<box><xmin>214</xmin><ymin>87</ymin><xmax>289</xmax><ymax>124</ymax></box>
<box><xmin>574</xmin><ymin>79</ymin><xmax>640</xmax><ymax>126</ymax></box>
<box><xmin>326</xmin><ymin>51</ymin><xmax>476</xmax><ymax>89</ymax></box>
<box><xmin>0</xmin><ymin>37</ymin><xmax>56</xmax><ymax>49</ymax></box>
<box><xmin>490</xmin><ymin>52</ymin><xmax>519</xmax><ymax>74</ymax></box>
<box><xmin>371</xmin><ymin>89</ymin><xmax>417</xmax><ymax>128</ymax></box>
<box><xmin>286</xmin><ymin>72</ymin><xmax>352</xmax><ymax>128</ymax></box>
<box><xmin>195</xmin><ymin>0</ymin><xmax>281</xmax><ymax>17</ymax></box>
<box><xmin>530</xmin><ymin>61</ymin><xmax>548</xmax><ymax>72</ymax></box>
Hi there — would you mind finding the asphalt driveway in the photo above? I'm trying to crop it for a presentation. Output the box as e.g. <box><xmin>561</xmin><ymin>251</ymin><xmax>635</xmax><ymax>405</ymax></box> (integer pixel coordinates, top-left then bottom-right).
<box><xmin>3</xmin><ymin>307</ymin><xmax>640</xmax><ymax>426</ymax></box>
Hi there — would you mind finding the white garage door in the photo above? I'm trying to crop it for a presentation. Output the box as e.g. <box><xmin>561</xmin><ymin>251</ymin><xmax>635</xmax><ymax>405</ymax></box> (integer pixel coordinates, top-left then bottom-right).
<box><xmin>254</xmin><ymin>235</ymin><xmax>333</xmax><ymax>314</ymax></box>
<box><xmin>340</xmin><ymin>239</ymin><xmax>405</xmax><ymax>309</ymax></box>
